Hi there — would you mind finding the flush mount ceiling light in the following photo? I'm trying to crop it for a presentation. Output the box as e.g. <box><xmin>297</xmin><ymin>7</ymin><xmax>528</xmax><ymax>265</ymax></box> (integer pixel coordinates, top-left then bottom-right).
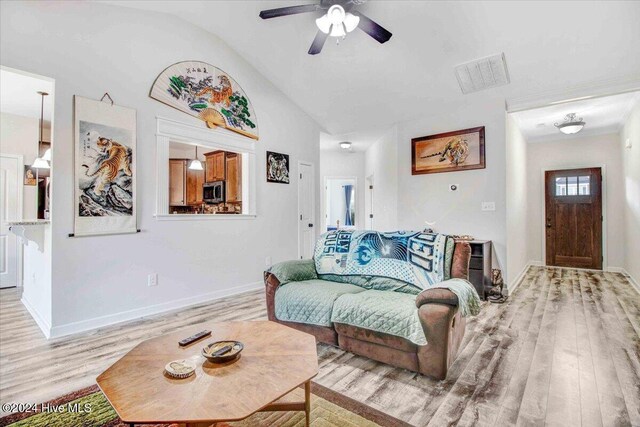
<box><xmin>315</xmin><ymin>5</ymin><xmax>359</xmax><ymax>39</ymax></box>
<box><xmin>554</xmin><ymin>113</ymin><xmax>586</xmax><ymax>135</ymax></box>
<box><xmin>188</xmin><ymin>146</ymin><xmax>204</xmax><ymax>171</ymax></box>
<box><xmin>339</xmin><ymin>141</ymin><xmax>352</xmax><ymax>150</ymax></box>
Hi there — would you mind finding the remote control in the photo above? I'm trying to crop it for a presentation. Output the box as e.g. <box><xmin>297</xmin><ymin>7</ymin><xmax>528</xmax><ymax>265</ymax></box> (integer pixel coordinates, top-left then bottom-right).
<box><xmin>178</xmin><ymin>330</ymin><xmax>211</xmax><ymax>347</ymax></box>
<box><xmin>212</xmin><ymin>345</ymin><xmax>233</xmax><ymax>357</ymax></box>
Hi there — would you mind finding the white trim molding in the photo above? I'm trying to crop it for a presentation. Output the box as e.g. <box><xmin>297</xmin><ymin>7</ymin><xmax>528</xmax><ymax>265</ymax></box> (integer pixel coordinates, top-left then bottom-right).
<box><xmin>505</xmin><ymin>261</ymin><xmax>538</xmax><ymax>296</ymax></box>
<box><xmin>48</xmin><ymin>281</ymin><xmax>263</xmax><ymax>339</ymax></box>
<box><xmin>21</xmin><ymin>296</ymin><xmax>51</xmax><ymax>339</ymax></box>
<box><xmin>155</xmin><ymin>117</ymin><xmax>257</xmax><ymax>218</ymax></box>
<box><xmin>506</xmin><ymin>74</ymin><xmax>640</xmax><ymax>113</ymax></box>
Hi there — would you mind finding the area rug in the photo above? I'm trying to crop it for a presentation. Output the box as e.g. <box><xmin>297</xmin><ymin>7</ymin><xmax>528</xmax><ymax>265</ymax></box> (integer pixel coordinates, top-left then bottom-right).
<box><xmin>0</xmin><ymin>382</ymin><xmax>410</xmax><ymax>427</ymax></box>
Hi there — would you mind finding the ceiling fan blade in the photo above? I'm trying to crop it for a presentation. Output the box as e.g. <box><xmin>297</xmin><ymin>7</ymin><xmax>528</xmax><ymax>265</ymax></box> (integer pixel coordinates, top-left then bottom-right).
<box><xmin>352</xmin><ymin>11</ymin><xmax>392</xmax><ymax>44</ymax></box>
<box><xmin>259</xmin><ymin>4</ymin><xmax>320</xmax><ymax>19</ymax></box>
<box><xmin>308</xmin><ymin>30</ymin><xmax>329</xmax><ymax>55</ymax></box>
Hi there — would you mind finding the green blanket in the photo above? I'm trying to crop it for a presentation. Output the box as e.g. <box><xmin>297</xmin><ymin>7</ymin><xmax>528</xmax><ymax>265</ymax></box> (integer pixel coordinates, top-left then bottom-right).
<box><xmin>429</xmin><ymin>278</ymin><xmax>481</xmax><ymax>317</ymax></box>
<box><xmin>330</xmin><ymin>279</ymin><xmax>480</xmax><ymax>345</ymax></box>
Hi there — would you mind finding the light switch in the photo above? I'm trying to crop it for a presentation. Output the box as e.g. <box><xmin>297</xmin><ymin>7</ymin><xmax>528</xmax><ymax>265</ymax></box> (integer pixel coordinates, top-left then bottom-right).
<box><xmin>481</xmin><ymin>202</ymin><xmax>496</xmax><ymax>211</ymax></box>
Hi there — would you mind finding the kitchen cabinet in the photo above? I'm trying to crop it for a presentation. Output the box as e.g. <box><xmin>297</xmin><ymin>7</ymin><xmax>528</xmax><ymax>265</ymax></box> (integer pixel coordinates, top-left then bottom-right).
<box><xmin>205</xmin><ymin>151</ymin><xmax>225</xmax><ymax>182</ymax></box>
<box><xmin>225</xmin><ymin>153</ymin><xmax>242</xmax><ymax>203</ymax></box>
<box><xmin>169</xmin><ymin>159</ymin><xmax>204</xmax><ymax>206</ymax></box>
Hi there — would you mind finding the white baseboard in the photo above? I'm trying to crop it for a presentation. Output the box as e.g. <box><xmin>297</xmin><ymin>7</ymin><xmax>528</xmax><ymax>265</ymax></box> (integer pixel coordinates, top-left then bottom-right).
<box><xmin>21</xmin><ymin>296</ymin><xmax>51</xmax><ymax>339</ymax></box>
<box><xmin>506</xmin><ymin>263</ymin><xmax>640</xmax><ymax>296</ymax></box>
<box><xmin>617</xmin><ymin>269</ymin><xmax>640</xmax><ymax>295</ymax></box>
<box><xmin>505</xmin><ymin>261</ymin><xmax>537</xmax><ymax>296</ymax></box>
<box><xmin>48</xmin><ymin>281</ymin><xmax>263</xmax><ymax>339</ymax></box>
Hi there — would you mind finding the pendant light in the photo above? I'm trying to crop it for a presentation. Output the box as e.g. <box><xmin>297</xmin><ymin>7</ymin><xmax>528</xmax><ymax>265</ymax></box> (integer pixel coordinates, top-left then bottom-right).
<box><xmin>188</xmin><ymin>146</ymin><xmax>203</xmax><ymax>170</ymax></box>
<box><xmin>32</xmin><ymin>91</ymin><xmax>50</xmax><ymax>169</ymax></box>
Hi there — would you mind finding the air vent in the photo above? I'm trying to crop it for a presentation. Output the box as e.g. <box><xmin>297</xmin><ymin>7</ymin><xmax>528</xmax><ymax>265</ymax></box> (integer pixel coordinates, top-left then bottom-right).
<box><xmin>455</xmin><ymin>53</ymin><xmax>510</xmax><ymax>94</ymax></box>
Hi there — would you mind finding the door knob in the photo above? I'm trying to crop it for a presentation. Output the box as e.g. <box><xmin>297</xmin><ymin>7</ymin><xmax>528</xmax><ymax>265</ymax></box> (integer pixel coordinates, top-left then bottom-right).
<box><xmin>546</xmin><ymin>222</ymin><xmax>552</xmax><ymax>228</ymax></box>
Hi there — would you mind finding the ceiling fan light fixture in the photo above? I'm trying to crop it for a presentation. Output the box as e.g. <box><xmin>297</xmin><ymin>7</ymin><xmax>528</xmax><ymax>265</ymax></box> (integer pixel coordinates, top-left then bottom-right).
<box><xmin>316</xmin><ymin>5</ymin><xmax>359</xmax><ymax>37</ymax></box>
<box><xmin>315</xmin><ymin>14</ymin><xmax>331</xmax><ymax>34</ymax></box>
<box><xmin>343</xmin><ymin>13</ymin><xmax>360</xmax><ymax>32</ymax></box>
<box><xmin>327</xmin><ymin>4</ymin><xmax>345</xmax><ymax>25</ymax></box>
<box><xmin>330</xmin><ymin>23</ymin><xmax>347</xmax><ymax>38</ymax></box>
<box><xmin>554</xmin><ymin>113</ymin><xmax>585</xmax><ymax>135</ymax></box>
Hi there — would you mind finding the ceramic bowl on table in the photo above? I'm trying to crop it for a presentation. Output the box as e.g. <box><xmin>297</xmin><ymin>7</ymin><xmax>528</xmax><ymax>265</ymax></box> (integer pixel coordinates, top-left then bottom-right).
<box><xmin>202</xmin><ymin>341</ymin><xmax>243</xmax><ymax>363</ymax></box>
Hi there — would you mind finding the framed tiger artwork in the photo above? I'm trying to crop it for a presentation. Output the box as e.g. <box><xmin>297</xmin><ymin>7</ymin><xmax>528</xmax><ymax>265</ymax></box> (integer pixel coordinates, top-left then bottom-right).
<box><xmin>411</xmin><ymin>126</ymin><xmax>485</xmax><ymax>175</ymax></box>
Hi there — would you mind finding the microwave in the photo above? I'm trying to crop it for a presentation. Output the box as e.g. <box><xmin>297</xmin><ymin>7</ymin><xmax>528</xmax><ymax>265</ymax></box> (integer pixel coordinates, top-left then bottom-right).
<box><xmin>203</xmin><ymin>181</ymin><xmax>225</xmax><ymax>204</ymax></box>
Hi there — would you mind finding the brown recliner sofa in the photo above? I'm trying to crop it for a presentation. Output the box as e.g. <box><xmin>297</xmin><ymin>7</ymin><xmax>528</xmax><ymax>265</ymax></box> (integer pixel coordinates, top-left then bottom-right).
<box><xmin>264</xmin><ymin>242</ymin><xmax>471</xmax><ymax>380</ymax></box>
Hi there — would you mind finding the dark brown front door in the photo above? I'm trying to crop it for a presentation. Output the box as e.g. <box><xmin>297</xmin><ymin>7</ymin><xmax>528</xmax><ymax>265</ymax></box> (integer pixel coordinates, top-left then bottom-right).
<box><xmin>545</xmin><ymin>167</ymin><xmax>602</xmax><ymax>269</ymax></box>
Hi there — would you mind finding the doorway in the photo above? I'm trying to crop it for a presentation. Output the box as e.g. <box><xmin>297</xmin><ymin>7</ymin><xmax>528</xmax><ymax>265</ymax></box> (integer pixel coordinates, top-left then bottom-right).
<box><xmin>324</xmin><ymin>177</ymin><xmax>357</xmax><ymax>231</ymax></box>
<box><xmin>545</xmin><ymin>167</ymin><xmax>602</xmax><ymax>269</ymax></box>
<box><xmin>298</xmin><ymin>161</ymin><xmax>315</xmax><ymax>259</ymax></box>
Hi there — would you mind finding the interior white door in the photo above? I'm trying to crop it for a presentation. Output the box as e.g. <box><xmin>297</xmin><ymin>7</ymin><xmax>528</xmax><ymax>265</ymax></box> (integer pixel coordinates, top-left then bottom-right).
<box><xmin>298</xmin><ymin>162</ymin><xmax>315</xmax><ymax>259</ymax></box>
<box><xmin>0</xmin><ymin>155</ymin><xmax>22</xmax><ymax>288</ymax></box>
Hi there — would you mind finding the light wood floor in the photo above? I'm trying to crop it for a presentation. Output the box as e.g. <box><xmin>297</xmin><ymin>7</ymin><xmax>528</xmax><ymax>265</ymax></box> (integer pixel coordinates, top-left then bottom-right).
<box><xmin>1</xmin><ymin>267</ymin><xmax>638</xmax><ymax>426</ymax></box>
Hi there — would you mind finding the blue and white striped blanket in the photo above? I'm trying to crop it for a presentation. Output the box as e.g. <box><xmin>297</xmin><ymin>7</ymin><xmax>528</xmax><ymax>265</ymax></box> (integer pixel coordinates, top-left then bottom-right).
<box><xmin>314</xmin><ymin>230</ymin><xmax>450</xmax><ymax>290</ymax></box>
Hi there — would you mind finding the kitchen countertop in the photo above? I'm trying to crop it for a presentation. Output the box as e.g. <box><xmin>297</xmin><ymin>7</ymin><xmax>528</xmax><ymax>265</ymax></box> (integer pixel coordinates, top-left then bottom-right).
<box><xmin>6</xmin><ymin>220</ymin><xmax>50</xmax><ymax>226</ymax></box>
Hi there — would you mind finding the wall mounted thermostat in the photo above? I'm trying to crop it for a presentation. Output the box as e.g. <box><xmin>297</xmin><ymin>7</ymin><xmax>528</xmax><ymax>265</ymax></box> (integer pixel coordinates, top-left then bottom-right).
<box><xmin>449</xmin><ymin>184</ymin><xmax>458</xmax><ymax>192</ymax></box>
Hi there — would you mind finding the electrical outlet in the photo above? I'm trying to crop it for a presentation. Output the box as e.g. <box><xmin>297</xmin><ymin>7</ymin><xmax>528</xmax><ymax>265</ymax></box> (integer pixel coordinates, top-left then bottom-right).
<box><xmin>265</xmin><ymin>256</ymin><xmax>272</xmax><ymax>267</ymax></box>
<box><xmin>147</xmin><ymin>273</ymin><xmax>158</xmax><ymax>287</ymax></box>
<box><xmin>481</xmin><ymin>202</ymin><xmax>496</xmax><ymax>211</ymax></box>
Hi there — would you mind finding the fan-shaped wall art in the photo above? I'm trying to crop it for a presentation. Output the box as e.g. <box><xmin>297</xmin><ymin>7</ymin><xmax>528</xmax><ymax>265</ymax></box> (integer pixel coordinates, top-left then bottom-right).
<box><xmin>150</xmin><ymin>61</ymin><xmax>259</xmax><ymax>140</ymax></box>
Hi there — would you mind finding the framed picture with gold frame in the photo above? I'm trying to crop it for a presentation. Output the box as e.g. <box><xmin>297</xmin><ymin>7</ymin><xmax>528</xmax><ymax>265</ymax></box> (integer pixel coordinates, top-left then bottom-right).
<box><xmin>411</xmin><ymin>126</ymin><xmax>485</xmax><ymax>175</ymax></box>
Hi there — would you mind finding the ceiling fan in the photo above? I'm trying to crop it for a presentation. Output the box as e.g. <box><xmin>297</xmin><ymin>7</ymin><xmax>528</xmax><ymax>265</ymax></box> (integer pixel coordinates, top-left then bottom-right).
<box><xmin>259</xmin><ymin>0</ymin><xmax>392</xmax><ymax>55</ymax></box>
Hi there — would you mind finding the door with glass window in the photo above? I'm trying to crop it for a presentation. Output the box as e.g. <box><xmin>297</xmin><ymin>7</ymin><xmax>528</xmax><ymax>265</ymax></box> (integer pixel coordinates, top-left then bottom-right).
<box><xmin>545</xmin><ymin>168</ymin><xmax>602</xmax><ymax>269</ymax></box>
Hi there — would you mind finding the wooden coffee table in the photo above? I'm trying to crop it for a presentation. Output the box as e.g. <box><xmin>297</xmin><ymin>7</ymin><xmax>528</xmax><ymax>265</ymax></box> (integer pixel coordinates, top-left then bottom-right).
<box><xmin>96</xmin><ymin>321</ymin><xmax>318</xmax><ymax>427</ymax></box>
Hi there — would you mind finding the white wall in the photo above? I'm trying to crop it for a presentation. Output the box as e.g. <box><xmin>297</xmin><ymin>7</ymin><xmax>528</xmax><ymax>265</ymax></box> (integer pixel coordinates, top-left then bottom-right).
<box><xmin>0</xmin><ymin>113</ymin><xmax>39</xmax><ymax>219</ymax></box>
<box><xmin>396</xmin><ymin>98</ymin><xmax>507</xmax><ymax>272</ymax></box>
<box><xmin>319</xmin><ymin>150</ymin><xmax>365</xmax><ymax>231</ymax></box>
<box><xmin>1</xmin><ymin>1</ymin><xmax>321</xmax><ymax>336</ymax></box>
<box><xmin>621</xmin><ymin>102</ymin><xmax>640</xmax><ymax>284</ymax></box>
<box><xmin>21</xmin><ymin>226</ymin><xmax>53</xmax><ymax>336</ymax></box>
<box><xmin>526</xmin><ymin>133</ymin><xmax>626</xmax><ymax>269</ymax></box>
<box><xmin>505</xmin><ymin>114</ymin><xmax>529</xmax><ymax>286</ymax></box>
<box><xmin>365</xmin><ymin>126</ymin><xmax>398</xmax><ymax>231</ymax></box>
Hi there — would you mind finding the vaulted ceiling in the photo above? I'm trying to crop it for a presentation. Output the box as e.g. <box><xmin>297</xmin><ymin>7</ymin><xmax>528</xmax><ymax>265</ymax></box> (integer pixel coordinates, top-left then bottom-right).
<box><xmin>108</xmin><ymin>1</ymin><xmax>640</xmax><ymax>134</ymax></box>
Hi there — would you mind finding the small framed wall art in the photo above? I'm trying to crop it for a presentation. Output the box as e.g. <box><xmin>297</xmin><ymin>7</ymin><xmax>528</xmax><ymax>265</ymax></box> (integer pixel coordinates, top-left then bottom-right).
<box><xmin>266</xmin><ymin>151</ymin><xmax>290</xmax><ymax>184</ymax></box>
<box><xmin>411</xmin><ymin>126</ymin><xmax>485</xmax><ymax>175</ymax></box>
